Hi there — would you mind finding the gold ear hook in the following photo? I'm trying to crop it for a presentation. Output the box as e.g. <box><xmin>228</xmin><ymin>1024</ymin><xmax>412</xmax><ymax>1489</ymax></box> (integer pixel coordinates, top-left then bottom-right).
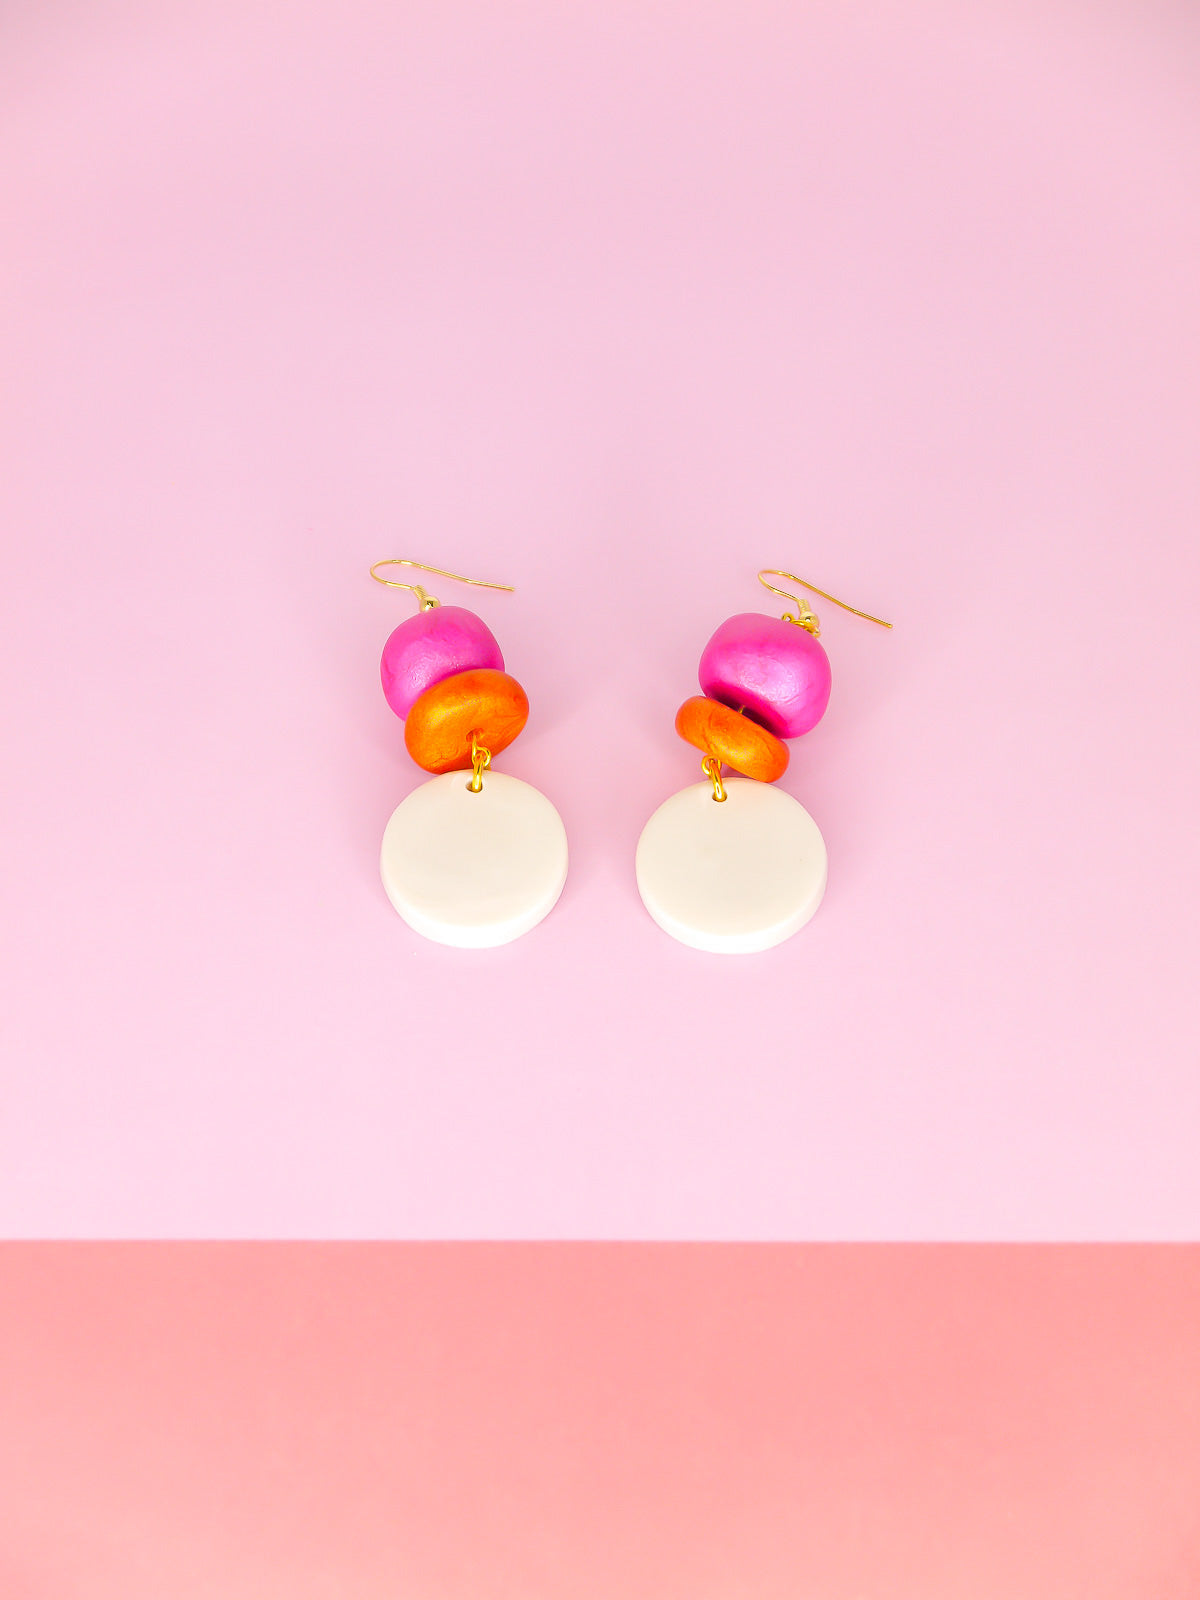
<box><xmin>757</xmin><ymin>569</ymin><xmax>893</xmax><ymax>637</ymax></box>
<box><xmin>369</xmin><ymin>558</ymin><xmax>515</xmax><ymax>612</ymax></box>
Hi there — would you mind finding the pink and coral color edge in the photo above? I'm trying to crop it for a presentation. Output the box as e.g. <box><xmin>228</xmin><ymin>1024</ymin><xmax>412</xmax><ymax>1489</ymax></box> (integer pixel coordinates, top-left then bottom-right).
<box><xmin>2</xmin><ymin>2</ymin><xmax>1199</xmax><ymax>1238</ymax></box>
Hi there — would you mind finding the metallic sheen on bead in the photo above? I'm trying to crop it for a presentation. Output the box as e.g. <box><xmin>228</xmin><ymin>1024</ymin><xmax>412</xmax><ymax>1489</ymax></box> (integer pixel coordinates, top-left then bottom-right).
<box><xmin>698</xmin><ymin>612</ymin><xmax>832</xmax><ymax>738</ymax></box>
<box><xmin>404</xmin><ymin>668</ymin><xmax>529</xmax><ymax>774</ymax></box>
<box><xmin>380</xmin><ymin>606</ymin><xmax>504</xmax><ymax>720</ymax></box>
<box><xmin>674</xmin><ymin>695</ymin><xmax>789</xmax><ymax>782</ymax></box>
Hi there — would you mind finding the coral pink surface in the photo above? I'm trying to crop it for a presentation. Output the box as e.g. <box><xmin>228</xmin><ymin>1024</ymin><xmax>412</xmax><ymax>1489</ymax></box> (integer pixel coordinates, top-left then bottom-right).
<box><xmin>2</xmin><ymin>1244</ymin><xmax>1198</xmax><ymax>1598</ymax></box>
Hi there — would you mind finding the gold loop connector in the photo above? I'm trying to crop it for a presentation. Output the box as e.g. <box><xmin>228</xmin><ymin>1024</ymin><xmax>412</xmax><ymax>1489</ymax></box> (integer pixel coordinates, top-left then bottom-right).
<box><xmin>467</xmin><ymin>736</ymin><xmax>492</xmax><ymax>793</ymax></box>
<box><xmin>369</xmin><ymin>558</ymin><xmax>515</xmax><ymax>613</ymax></box>
<box><xmin>757</xmin><ymin>569</ymin><xmax>893</xmax><ymax>637</ymax></box>
<box><xmin>701</xmin><ymin>755</ymin><xmax>727</xmax><ymax>803</ymax></box>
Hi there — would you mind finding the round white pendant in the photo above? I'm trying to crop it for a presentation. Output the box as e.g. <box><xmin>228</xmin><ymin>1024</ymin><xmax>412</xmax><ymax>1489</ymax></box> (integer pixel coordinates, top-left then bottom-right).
<box><xmin>635</xmin><ymin>777</ymin><xmax>827</xmax><ymax>953</ymax></box>
<box><xmin>381</xmin><ymin>771</ymin><xmax>568</xmax><ymax>948</ymax></box>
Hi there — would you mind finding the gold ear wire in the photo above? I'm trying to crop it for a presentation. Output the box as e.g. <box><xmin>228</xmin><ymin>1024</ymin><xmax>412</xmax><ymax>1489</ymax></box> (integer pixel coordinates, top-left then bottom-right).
<box><xmin>757</xmin><ymin>569</ymin><xmax>893</xmax><ymax>637</ymax></box>
<box><xmin>369</xmin><ymin>558</ymin><xmax>515</xmax><ymax>612</ymax></box>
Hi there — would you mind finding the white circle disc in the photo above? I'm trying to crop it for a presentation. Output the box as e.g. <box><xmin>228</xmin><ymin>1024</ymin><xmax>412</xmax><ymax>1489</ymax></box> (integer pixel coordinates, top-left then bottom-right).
<box><xmin>381</xmin><ymin>771</ymin><xmax>568</xmax><ymax>948</ymax></box>
<box><xmin>635</xmin><ymin>777</ymin><xmax>827</xmax><ymax>953</ymax></box>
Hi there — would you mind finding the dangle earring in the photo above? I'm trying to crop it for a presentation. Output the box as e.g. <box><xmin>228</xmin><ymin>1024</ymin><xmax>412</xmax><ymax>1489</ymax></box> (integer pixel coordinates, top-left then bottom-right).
<box><xmin>370</xmin><ymin>559</ymin><xmax>568</xmax><ymax>947</ymax></box>
<box><xmin>635</xmin><ymin>568</ymin><xmax>891</xmax><ymax>953</ymax></box>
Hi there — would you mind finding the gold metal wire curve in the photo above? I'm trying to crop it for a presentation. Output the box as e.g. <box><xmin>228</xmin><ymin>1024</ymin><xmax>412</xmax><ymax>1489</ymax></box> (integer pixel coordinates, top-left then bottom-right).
<box><xmin>757</xmin><ymin>569</ymin><xmax>893</xmax><ymax>637</ymax></box>
<box><xmin>467</xmin><ymin>736</ymin><xmax>492</xmax><ymax>793</ymax></box>
<box><xmin>701</xmin><ymin>755</ymin><xmax>727</xmax><ymax>803</ymax></box>
<box><xmin>369</xmin><ymin>558</ymin><xmax>515</xmax><ymax>612</ymax></box>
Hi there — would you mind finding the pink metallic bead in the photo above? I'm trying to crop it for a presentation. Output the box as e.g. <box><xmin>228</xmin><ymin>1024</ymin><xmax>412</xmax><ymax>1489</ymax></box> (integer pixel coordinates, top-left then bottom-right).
<box><xmin>380</xmin><ymin>605</ymin><xmax>504</xmax><ymax>719</ymax></box>
<box><xmin>698</xmin><ymin>612</ymin><xmax>832</xmax><ymax>738</ymax></box>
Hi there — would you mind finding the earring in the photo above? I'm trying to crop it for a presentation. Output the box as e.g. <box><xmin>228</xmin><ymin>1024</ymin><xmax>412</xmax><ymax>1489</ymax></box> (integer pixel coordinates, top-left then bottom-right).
<box><xmin>635</xmin><ymin>568</ymin><xmax>891</xmax><ymax>954</ymax></box>
<box><xmin>370</xmin><ymin>558</ymin><xmax>568</xmax><ymax>948</ymax></box>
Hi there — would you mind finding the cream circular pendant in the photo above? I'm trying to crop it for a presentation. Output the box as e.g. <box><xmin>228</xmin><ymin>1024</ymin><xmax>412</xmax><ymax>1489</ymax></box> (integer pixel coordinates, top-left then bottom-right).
<box><xmin>635</xmin><ymin>777</ymin><xmax>827</xmax><ymax>953</ymax></box>
<box><xmin>381</xmin><ymin>771</ymin><xmax>568</xmax><ymax>947</ymax></box>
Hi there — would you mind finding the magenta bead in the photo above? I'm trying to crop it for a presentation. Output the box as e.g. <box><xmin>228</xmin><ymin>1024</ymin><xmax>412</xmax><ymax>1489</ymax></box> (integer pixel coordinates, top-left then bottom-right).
<box><xmin>380</xmin><ymin>605</ymin><xmax>504</xmax><ymax>719</ymax></box>
<box><xmin>698</xmin><ymin>612</ymin><xmax>832</xmax><ymax>738</ymax></box>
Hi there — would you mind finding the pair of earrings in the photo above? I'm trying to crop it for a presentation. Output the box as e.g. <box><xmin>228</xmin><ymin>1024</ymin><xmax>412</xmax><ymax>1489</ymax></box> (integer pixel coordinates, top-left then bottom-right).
<box><xmin>370</xmin><ymin>557</ymin><xmax>891</xmax><ymax>953</ymax></box>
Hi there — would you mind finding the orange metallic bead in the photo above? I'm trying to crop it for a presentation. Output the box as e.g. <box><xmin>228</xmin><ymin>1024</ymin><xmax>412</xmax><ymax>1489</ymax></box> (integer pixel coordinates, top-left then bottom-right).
<box><xmin>405</xmin><ymin>668</ymin><xmax>529</xmax><ymax>774</ymax></box>
<box><xmin>674</xmin><ymin>694</ymin><xmax>789</xmax><ymax>782</ymax></box>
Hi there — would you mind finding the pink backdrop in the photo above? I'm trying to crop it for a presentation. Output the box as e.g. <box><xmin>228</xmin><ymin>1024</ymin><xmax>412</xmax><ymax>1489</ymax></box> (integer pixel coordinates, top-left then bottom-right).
<box><xmin>2</xmin><ymin>1</ymin><xmax>1198</xmax><ymax>1237</ymax></box>
<box><xmin>3</xmin><ymin>1244</ymin><xmax>1199</xmax><ymax>1597</ymax></box>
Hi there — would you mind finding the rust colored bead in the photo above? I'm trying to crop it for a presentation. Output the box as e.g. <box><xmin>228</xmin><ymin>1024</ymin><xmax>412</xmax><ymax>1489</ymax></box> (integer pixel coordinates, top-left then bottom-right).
<box><xmin>674</xmin><ymin>695</ymin><xmax>789</xmax><ymax>782</ymax></box>
<box><xmin>405</xmin><ymin>668</ymin><xmax>529</xmax><ymax>774</ymax></box>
